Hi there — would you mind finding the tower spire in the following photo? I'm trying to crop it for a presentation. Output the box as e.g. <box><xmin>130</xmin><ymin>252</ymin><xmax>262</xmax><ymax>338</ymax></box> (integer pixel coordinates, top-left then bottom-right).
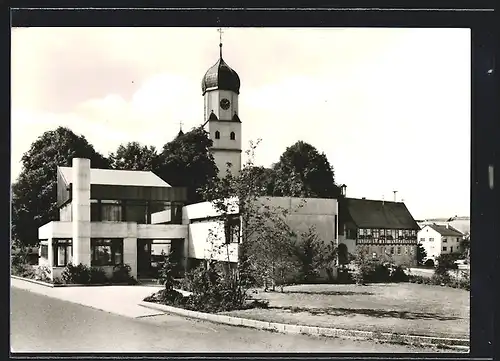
<box><xmin>217</xmin><ymin>27</ymin><xmax>224</xmax><ymax>58</ymax></box>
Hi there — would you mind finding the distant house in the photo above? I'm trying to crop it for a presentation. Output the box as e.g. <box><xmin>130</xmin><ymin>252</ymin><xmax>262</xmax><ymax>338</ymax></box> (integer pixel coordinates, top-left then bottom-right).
<box><xmin>417</xmin><ymin>216</ymin><xmax>470</xmax><ymax>236</ymax></box>
<box><xmin>338</xmin><ymin>197</ymin><xmax>420</xmax><ymax>267</ymax></box>
<box><xmin>417</xmin><ymin>224</ymin><xmax>464</xmax><ymax>261</ymax></box>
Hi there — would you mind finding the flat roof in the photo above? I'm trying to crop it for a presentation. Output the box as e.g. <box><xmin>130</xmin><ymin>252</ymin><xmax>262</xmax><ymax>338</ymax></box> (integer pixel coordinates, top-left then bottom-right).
<box><xmin>58</xmin><ymin>167</ymin><xmax>171</xmax><ymax>188</ymax></box>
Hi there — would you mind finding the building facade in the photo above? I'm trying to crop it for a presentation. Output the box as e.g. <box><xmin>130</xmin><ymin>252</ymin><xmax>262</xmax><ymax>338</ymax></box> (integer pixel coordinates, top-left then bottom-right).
<box><xmin>417</xmin><ymin>224</ymin><xmax>464</xmax><ymax>261</ymax></box>
<box><xmin>338</xmin><ymin>197</ymin><xmax>420</xmax><ymax>266</ymax></box>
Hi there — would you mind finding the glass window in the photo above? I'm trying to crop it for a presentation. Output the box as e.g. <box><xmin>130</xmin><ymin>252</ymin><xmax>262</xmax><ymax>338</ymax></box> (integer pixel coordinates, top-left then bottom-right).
<box><xmin>443</xmin><ymin>238</ymin><xmax>448</xmax><ymax>243</ymax></box>
<box><xmin>91</xmin><ymin>200</ymin><xmax>100</xmax><ymax>221</ymax></box>
<box><xmin>397</xmin><ymin>246</ymin><xmax>401</xmax><ymax>255</ymax></box>
<box><xmin>404</xmin><ymin>246</ymin><xmax>409</xmax><ymax>255</ymax></box>
<box><xmin>53</xmin><ymin>239</ymin><xmax>72</xmax><ymax>267</ymax></box>
<box><xmin>151</xmin><ymin>241</ymin><xmax>171</xmax><ymax>263</ymax></box>
<box><xmin>91</xmin><ymin>239</ymin><xmax>123</xmax><ymax>266</ymax></box>
<box><xmin>429</xmin><ymin>238</ymin><xmax>434</xmax><ymax>242</ymax></box>
<box><xmin>125</xmin><ymin>201</ymin><xmax>148</xmax><ymax>223</ymax></box>
<box><xmin>420</xmin><ymin>238</ymin><xmax>425</xmax><ymax>243</ymax></box>
<box><xmin>390</xmin><ymin>247</ymin><xmax>395</xmax><ymax>255</ymax></box>
<box><xmin>40</xmin><ymin>244</ymin><xmax>49</xmax><ymax>259</ymax></box>
<box><xmin>101</xmin><ymin>201</ymin><xmax>122</xmax><ymax>221</ymax></box>
<box><xmin>443</xmin><ymin>246</ymin><xmax>447</xmax><ymax>251</ymax></box>
<box><xmin>215</xmin><ymin>130</ymin><xmax>220</xmax><ymax>139</ymax></box>
<box><xmin>230</xmin><ymin>131</ymin><xmax>236</xmax><ymax>140</ymax></box>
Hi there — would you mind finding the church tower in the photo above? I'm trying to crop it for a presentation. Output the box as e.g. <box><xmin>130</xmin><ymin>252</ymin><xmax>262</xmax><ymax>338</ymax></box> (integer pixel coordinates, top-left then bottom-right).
<box><xmin>201</xmin><ymin>30</ymin><xmax>242</xmax><ymax>178</ymax></box>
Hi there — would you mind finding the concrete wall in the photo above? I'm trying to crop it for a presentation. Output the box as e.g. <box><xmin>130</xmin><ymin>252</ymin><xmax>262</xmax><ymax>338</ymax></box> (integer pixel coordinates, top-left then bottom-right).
<box><xmin>72</xmin><ymin>158</ymin><xmax>91</xmax><ymax>266</ymax></box>
<box><xmin>188</xmin><ymin>220</ymin><xmax>239</xmax><ymax>263</ymax></box>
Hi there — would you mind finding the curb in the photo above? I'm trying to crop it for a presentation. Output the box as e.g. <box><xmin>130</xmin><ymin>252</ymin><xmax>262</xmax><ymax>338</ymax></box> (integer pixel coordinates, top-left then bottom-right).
<box><xmin>139</xmin><ymin>301</ymin><xmax>469</xmax><ymax>350</ymax></box>
<box><xmin>11</xmin><ymin>275</ymin><xmax>54</xmax><ymax>287</ymax></box>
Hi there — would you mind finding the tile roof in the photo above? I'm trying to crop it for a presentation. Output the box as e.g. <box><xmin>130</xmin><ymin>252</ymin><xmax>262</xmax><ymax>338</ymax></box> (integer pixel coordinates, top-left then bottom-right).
<box><xmin>342</xmin><ymin>198</ymin><xmax>420</xmax><ymax>230</ymax></box>
<box><xmin>426</xmin><ymin>224</ymin><xmax>464</xmax><ymax>237</ymax></box>
<box><xmin>58</xmin><ymin>167</ymin><xmax>171</xmax><ymax>188</ymax></box>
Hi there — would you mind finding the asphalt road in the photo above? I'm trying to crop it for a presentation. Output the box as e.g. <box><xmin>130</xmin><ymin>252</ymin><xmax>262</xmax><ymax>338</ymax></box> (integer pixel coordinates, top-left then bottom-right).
<box><xmin>11</xmin><ymin>288</ymin><xmax>439</xmax><ymax>353</ymax></box>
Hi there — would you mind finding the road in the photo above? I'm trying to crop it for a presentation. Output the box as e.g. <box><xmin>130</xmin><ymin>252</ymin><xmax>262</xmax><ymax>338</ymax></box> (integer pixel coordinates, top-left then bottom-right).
<box><xmin>11</xmin><ymin>288</ymin><xmax>439</xmax><ymax>353</ymax></box>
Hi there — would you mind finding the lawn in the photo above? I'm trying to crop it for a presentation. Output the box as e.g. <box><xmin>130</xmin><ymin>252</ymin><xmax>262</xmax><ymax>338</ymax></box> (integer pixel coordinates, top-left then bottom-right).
<box><xmin>222</xmin><ymin>283</ymin><xmax>469</xmax><ymax>339</ymax></box>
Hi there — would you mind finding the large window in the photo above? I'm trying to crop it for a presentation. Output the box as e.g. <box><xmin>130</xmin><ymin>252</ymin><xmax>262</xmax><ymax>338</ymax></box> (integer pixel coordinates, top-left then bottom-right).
<box><xmin>53</xmin><ymin>239</ymin><xmax>72</xmax><ymax>267</ymax></box>
<box><xmin>91</xmin><ymin>239</ymin><xmax>123</xmax><ymax>266</ymax></box>
<box><xmin>125</xmin><ymin>200</ymin><xmax>148</xmax><ymax>223</ymax></box>
<box><xmin>101</xmin><ymin>200</ymin><xmax>122</xmax><ymax>221</ymax></box>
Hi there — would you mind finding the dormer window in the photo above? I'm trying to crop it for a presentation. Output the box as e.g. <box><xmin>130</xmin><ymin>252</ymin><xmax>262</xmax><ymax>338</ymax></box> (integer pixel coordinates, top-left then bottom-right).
<box><xmin>230</xmin><ymin>131</ymin><xmax>236</xmax><ymax>140</ymax></box>
<box><xmin>215</xmin><ymin>130</ymin><xmax>220</xmax><ymax>139</ymax></box>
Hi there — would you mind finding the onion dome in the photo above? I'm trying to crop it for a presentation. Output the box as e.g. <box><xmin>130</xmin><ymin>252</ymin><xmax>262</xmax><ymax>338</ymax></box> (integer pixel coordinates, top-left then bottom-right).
<box><xmin>201</xmin><ymin>43</ymin><xmax>240</xmax><ymax>95</ymax></box>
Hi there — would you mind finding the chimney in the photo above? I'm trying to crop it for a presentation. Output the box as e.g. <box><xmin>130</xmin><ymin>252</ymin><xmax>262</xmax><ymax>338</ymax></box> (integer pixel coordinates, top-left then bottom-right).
<box><xmin>340</xmin><ymin>184</ymin><xmax>347</xmax><ymax>197</ymax></box>
<box><xmin>72</xmin><ymin>158</ymin><xmax>91</xmax><ymax>266</ymax></box>
<box><xmin>393</xmin><ymin>190</ymin><xmax>398</xmax><ymax>202</ymax></box>
<box><xmin>382</xmin><ymin>194</ymin><xmax>385</xmax><ymax>205</ymax></box>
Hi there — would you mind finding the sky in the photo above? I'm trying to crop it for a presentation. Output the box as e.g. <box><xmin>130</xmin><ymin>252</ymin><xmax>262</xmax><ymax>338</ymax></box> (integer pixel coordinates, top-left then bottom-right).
<box><xmin>11</xmin><ymin>27</ymin><xmax>471</xmax><ymax>220</ymax></box>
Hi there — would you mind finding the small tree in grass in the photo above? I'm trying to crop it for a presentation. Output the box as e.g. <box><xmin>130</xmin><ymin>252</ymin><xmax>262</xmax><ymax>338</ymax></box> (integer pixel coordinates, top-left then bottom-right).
<box><xmin>200</xmin><ymin>139</ymin><xmax>305</xmax><ymax>295</ymax></box>
<box><xmin>417</xmin><ymin>243</ymin><xmax>427</xmax><ymax>266</ymax></box>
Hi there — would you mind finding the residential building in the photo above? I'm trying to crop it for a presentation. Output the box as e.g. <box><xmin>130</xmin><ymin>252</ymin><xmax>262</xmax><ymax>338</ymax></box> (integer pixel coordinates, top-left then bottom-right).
<box><xmin>417</xmin><ymin>223</ymin><xmax>464</xmax><ymax>261</ymax></box>
<box><xmin>338</xmin><ymin>197</ymin><xmax>420</xmax><ymax>266</ymax></box>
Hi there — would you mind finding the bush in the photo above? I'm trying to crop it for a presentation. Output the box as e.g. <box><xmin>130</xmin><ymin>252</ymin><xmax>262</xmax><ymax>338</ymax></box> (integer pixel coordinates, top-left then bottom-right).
<box><xmin>12</xmin><ymin>262</ymin><xmax>36</xmax><ymax>279</ymax></box>
<box><xmin>144</xmin><ymin>289</ymin><xmax>185</xmax><ymax>306</ymax></box>
<box><xmin>61</xmin><ymin>263</ymin><xmax>91</xmax><ymax>284</ymax></box>
<box><xmin>90</xmin><ymin>267</ymin><xmax>109</xmax><ymax>284</ymax></box>
<box><xmin>156</xmin><ymin>253</ymin><xmax>178</xmax><ymax>290</ymax></box>
<box><xmin>111</xmin><ymin>264</ymin><xmax>137</xmax><ymax>285</ymax></box>
<box><xmin>34</xmin><ymin>265</ymin><xmax>52</xmax><ymax>283</ymax></box>
<box><xmin>390</xmin><ymin>265</ymin><xmax>409</xmax><ymax>282</ymax></box>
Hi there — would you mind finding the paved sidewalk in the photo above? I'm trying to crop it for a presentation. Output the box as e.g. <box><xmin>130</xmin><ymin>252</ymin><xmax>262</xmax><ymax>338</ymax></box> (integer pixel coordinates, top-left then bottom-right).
<box><xmin>10</xmin><ymin>278</ymin><xmax>165</xmax><ymax>318</ymax></box>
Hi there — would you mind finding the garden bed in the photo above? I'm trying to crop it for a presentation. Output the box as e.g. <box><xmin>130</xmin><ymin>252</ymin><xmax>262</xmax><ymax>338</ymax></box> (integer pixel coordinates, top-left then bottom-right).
<box><xmin>221</xmin><ymin>283</ymin><xmax>470</xmax><ymax>339</ymax></box>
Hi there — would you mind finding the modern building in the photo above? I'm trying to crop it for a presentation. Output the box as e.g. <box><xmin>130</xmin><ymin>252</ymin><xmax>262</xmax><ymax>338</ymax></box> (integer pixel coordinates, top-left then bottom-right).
<box><xmin>338</xmin><ymin>196</ymin><xmax>420</xmax><ymax>266</ymax></box>
<box><xmin>417</xmin><ymin>223</ymin><xmax>464</xmax><ymax>261</ymax></box>
<box><xmin>38</xmin><ymin>158</ymin><xmax>339</xmax><ymax>282</ymax></box>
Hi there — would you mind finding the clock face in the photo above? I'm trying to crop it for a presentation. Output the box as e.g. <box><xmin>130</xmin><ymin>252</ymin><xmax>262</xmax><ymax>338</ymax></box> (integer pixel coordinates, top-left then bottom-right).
<box><xmin>220</xmin><ymin>98</ymin><xmax>231</xmax><ymax>110</ymax></box>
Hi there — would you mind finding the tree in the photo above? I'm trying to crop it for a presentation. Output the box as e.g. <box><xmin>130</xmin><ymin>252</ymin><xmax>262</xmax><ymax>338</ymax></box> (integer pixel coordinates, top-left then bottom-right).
<box><xmin>272</xmin><ymin>141</ymin><xmax>341</xmax><ymax>199</ymax></box>
<box><xmin>156</xmin><ymin>127</ymin><xmax>218</xmax><ymax>204</ymax></box>
<box><xmin>295</xmin><ymin>226</ymin><xmax>337</xmax><ymax>283</ymax></box>
<box><xmin>12</xmin><ymin>127</ymin><xmax>110</xmax><ymax>247</ymax></box>
<box><xmin>417</xmin><ymin>243</ymin><xmax>427</xmax><ymax>265</ymax></box>
<box><xmin>201</xmin><ymin>139</ymin><xmax>304</xmax><ymax>292</ymax></box>
<box><xmin>109</xmin><ymin>142</ymin><xmax>158</xmax><ymax>171</ymax></box>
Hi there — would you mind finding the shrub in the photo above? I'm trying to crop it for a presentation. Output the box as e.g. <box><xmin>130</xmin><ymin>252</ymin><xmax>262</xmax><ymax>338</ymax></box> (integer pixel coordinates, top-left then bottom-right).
<box><xmin>90</xmin><ymin>267</ymin><xmax>109</xmax><ymax>284</ymax></box>
<box><xmin>12</xmin><ymin>262</ymin><xmax>36</xmax><ymax>279</ymax></box>
<box><xmin>390</xmin><ymin>265</ymin><xmax>409</xmax><ymax>282</ymax></box>
<box><xmin>144</xmin><ymin>289</ymin><xmax>185</xmax><ymax>306</ymax></box>
<box><xmin>111</xmin><ymin>264</ymin><xmax>137</xmax><ymax>284</ymax></box>
<box><xmin>156</xmin><ymin>253</ymin><xmax>178</xmax><ymax>290</ymax></box>
<box><xmin>61</xmin><ymin>263</ymin><xmax>91</xmax><ymax>284</ymax></box>
<box><xmin>34</xmin><ymin>265</ymin><xmax>52</xmax><ymax>283</ymax></box>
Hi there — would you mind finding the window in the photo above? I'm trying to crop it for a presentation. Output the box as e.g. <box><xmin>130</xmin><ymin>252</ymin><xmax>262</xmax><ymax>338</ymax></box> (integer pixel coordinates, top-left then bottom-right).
<box><xmin>397</xmin><ymin>246</ymin><xmax>402</xmax><ymax>255</ymax></box>
<box><xmin>390</xmin><ymin>247</ymin><xmax>395</xmax><ymax>255</ymax></box>
<box><xmin>91</xmin><ymin>239</ymin><xmax>123</xmax><ymax>266</ymax></box>
<box><xmin>224</xmin><ymin>216</ymin><xmax>240</xmax><ymax>244</ymax></box>
<box><xmin>409</xmin><ymin>246</ymin><xmax>414</xmax><ymax>255</ymax></box>
<box><xmin>215</xmin><ymin>130</ymin><xmax>220</xmax><ymax>139</ymax></box>
<box><xmin>456</xmin><ymin>237</ymin><xmax>460</xmax><ymax>242</ymax></box>
<box><xmin>450</xmin><ymin>246</ymin><xmax>453</xmax><ymax>252</ymax></box>
<box><xmin>101</xmin><ymin>200</ymin><xmax>122</xmax><ymax>221</ymax></box>
<box><xmin>420</xmin><ymin>238</ymin><xmax>425</xmax><ymax>243</ymax></box>
<box><xmin>40</xmin><ymin>243</ymin><xmax>48</xmax><ymax>259</ymax></box>
<box><xmin>404</xmin><ymin>246</ymin><xmax>409</xmax><ymax>255</ymax></box>
<box><xmin>230</xmin><ymin>131</ymin><xmax>236</xmax><ymax>140</ymax></box>
<box><xmin>125</xmin><ymin>200</ymin><xmax>148</xmax><ymax>223</ymax></box>
<box><xmin>442</xmin><ymin>246</ymin><xmax>447</xmax><ymax>251</ymax></box>
<box><xmin>443</xmin><ymin>238</ymin><xmax>448</xmax><ymax>243</ymax></box>
<box><xmin>334</xmin><ymin>215</ymin><xmax>338</xmax><ymax>240</ymax></box>
<box><xmin>151</xmin><ymin>240</ymin><xmax>171</xmax><ymax>263</ymax></box>
<box><xmin>429</xmin><ymin>238</ymin><xmax>434</xmax><ymax>242</ymax></box>
<box><xmin>53</xmin><ymin>239</ymin><xmax>72</xmax><ymax>267</ymax></box>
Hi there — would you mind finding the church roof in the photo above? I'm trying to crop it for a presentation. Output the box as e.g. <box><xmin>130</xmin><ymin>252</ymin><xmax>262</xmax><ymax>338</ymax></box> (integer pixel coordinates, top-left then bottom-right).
<box><xmin>201</xmin><ymin>45</ymin><xmax>240</xmax><ymax>95</ymax></box>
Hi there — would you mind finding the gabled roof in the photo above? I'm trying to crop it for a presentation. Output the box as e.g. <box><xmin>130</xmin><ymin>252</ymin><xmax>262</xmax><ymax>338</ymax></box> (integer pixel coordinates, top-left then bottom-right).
<box><xmin>58</xmin><ymin>167</ymin><xmax>171</xmax><ymax>188</ymax></box>
<box><xmin>425</xmin><ymin>224</ymin><xmax>464</xmax><ymax>237</ymax></box>
<box><xmin>342</xmin><ymin>198</ymin><xmax>420</xmax><ymax>230</ymax></box>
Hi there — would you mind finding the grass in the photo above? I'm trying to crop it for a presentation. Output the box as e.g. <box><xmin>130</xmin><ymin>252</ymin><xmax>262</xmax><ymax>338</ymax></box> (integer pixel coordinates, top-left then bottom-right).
<box><xmin>222</xmin><ymin>283</ymin><xmax>469</xmax><ymax>339</ymax></box>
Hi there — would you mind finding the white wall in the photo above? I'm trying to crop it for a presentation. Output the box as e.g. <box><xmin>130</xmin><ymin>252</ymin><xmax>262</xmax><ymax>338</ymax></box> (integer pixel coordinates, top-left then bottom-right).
<box><xmin>417</xmin><ymin>226</ymin><xmax>442</xmax><ymax>260</ymax></box>
<box><xmin>187</xmin><ymin>220</ymin><xmax>239</xmax><ymax>263</ymax></box>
